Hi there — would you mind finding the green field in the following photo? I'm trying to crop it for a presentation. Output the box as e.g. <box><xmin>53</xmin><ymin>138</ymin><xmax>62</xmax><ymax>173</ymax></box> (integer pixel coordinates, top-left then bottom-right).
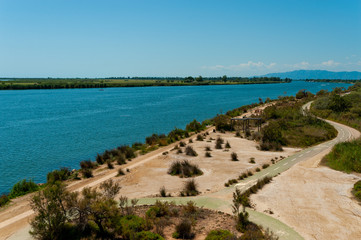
<box><xmin>0</xmin><ymin>77</ymin><xmax>291</xmax><ymax>90</ymax></box>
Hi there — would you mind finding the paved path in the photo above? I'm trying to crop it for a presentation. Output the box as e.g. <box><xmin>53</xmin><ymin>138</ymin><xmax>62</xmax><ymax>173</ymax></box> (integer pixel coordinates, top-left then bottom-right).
<box><xmin>2</xmin><ymin>102</ymin><xmax>358</xmax><ymax>240</ymax></box>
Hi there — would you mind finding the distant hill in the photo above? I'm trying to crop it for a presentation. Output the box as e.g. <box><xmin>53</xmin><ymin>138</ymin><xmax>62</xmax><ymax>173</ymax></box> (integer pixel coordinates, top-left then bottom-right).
<box><xmin>262</xmin><ymin>70</ymin><xmax>361</xmax><ymax>80</ymax></box>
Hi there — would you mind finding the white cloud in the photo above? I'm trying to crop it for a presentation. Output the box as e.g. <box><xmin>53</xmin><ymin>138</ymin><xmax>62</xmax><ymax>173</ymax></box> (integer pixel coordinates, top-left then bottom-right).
<box><xmin>202</xmin><ymin>61</ymin><xmax>277</xmax><ymax>71</ymax></box>
<box><xmin>321</xmin><ymin>60</ymin><xmax>340</xmax><ymax>67</ymax></box>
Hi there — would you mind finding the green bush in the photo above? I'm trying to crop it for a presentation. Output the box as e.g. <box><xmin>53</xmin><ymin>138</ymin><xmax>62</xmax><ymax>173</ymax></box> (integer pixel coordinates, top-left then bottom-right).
<box><xmin>205</xmin><ymin>229</ymin><xmax>234</xmax><ymax>240</ymax></box>
<box><xmin>146</xmin><ymin>200</ymin><xmax>171</xmax><ymax>218</ymax></box>
<box><xmin>9</xmin><ymin>179</ymin><xmax>39</xmax><ymax>198</ymax></box>
<box><xmin>119</xmin><ymin>215</ymin><xmax>147</xmax><ymax>239</ymax></box>
<box><xmin>354</xmin><ymin>180</ymin><xmax>361</xmax><ymax>201</ymax></box>
<box><xmin>196</xmin><ymin>134</ymin><xmax>204</xmax><ymax>141</ymax></box>
<box><xmin>186</xmin><ymin>119</ymin><xmax>205</xmax><ymax>132</ymax></box>
<box><xmin>47</xmin><ymin>167</ymin><xmax>71</xmax><ymax>184</ymax></box>
<box><xmin>134</xmin><ymin>231</ymin><xmax>164</xmax><ymax>240</ymax></box>
<box><xmin>205</xmin><ymin>152</ymin><xmax>212</xmax><ymax>157</ymax></box>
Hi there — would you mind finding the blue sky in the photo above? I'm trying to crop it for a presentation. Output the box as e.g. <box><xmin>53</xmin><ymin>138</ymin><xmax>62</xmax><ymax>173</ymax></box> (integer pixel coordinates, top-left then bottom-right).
<box><xmin>0</xmin><ymin>0</ymin><xmax>360</xmax><ymax>77</ymax></box>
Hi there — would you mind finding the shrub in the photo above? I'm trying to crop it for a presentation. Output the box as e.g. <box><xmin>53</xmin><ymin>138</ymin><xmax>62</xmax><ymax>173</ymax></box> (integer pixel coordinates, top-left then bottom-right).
<box><xmin>9</xmin><ymin>179</ymin><xmax>39</xmax><ymax>198</ymax></box>
<box><xmin>224</xmin><ymin>183</ymin><xmax>229</xmax><ymax>187</ymax></box>
<box><xmin>107</xmin><ymin>160</ymin><xmax>114</xmax><ymax>169</ymax></box>
<box><xmin>159</xmin><ymin>186</ymin><xmax>167</xmax><ymax>197</ymax></box>
<box><xmin>215</xmin><ymin>141</ymin><xmax>223</xmax><ymax>149</ymax></box>
<box><xmin>205</xmin><ymin>152</ymin><xmax>212</xmax><ymax>157</ymax></box>
<box><xmin>182</xmin><ymin>179</ymin><xmax>199</xmax><ymax>196</ymax></box>
<box><xmin>0</xmin><ymin>194</ymin><xmax>10</xmax><ymax>207</ymax></box>
<box><xmin>189</xmin><ymin>139</ymin><xmax>193</xmax><ymax>143</ymax></box>
<box><xmin>185</xmin><ymin>146</ymin><xmax>198</xmax><ymax>156</ymax></box>
<box><xmin>117</xmin><ymin>153</ymin><xmax>126</xmax><ymax>165</ymax></box>
<box><xmin>183</xmin><ymin>201</ymin><xmax>198</xmax><ymax>216</ymax></box>
<box><xmin>216</xmin><ymin>137</ymin><xmax>224</xmax><ymax>144</ymax></box>
<box><xmin>119</xmin><ymin>215</ymin><xmax>147</xmax><ymax>239</ymax></box>
<box><xmin>235</xmin><ymin>131</ymin><xmax>241</xmax><ymax>137</ymax></box>
<box><xmin>173</xmin><ymin>218</ymin><xmax>194</xmax><ymax>239</ymax></box>
<box><xmin>353</xmin><ymin>180</ymin><xmax>361</xmax><ymax>201</ymax></box>
<box><xmin>225</xmin><ymin>141</ymin><xmax>231</xmax><ymax>148</ymax></box>
<box><xmin>177</xmin><ymin>149</ymin><xmax>183</xmax><ymax>154</ymax></box>
<box><xmin>146</xmin><ymin>200</ymin><xmax>171</xmax><ymax>218</ymax></box>
<box><xmin>96</xmin><ymin>153</ymin><xmax>105</xmax><ymax>165</ymax></box>
<box><xmin>168</xmin><ymin>160</ymin><xmax>203</xmax><ymax>178</ymax></box>
<box><xmin>205</xmin><ymin>146</ymin><xmax>212</xmax><ymax>151</ymax></box>
<box><xmin>262</xmin><ymin>164</ymin><xmax>270</xmax><ymax>169</ymax></box>
<box><xmin>47</xmin><ymin>167</ymin><xmax>71</xmax><ymax>184</ymax></box>
<box><xmin>134</xmin><ymin>231</ymin><xmax>164</xmax><ymax>240</ymax></box>
<box><xmin>205</xmin><ymin>229</ymin><xmax>234</xmax><ymax>240</ymax></box>
<box><xmin>241</xmin><ymin>173</ymin><xmax>247</xmax><ymax>179</ymax></box>
<box><xmin>80</xmin><ymin>160</ymin><xmax>96</xmax><ymax>169</ymax></box>
<box><xmin>82</xmin><ymin>168</ymin><xmax>93</xmax><ymax>178</ymax></box>
<box><xmin>117</xmin><ymin>168</ymin><xmax>125</xmax><ymax>176</ymax></box>
<box><xmin>247</xmin><ymin>171</ymin><xmax>253</xmax><ymax>177</ymax></box>
<box><xmin>231</xmin><ymin>152</ymin><xmax>238</xmax><ymax>161</ymax></box>
<box><xmin>179</xmin><ymin>141</ymin><xmax>186</xmax><ymax>147</ymax></box>
<box><xmin>186</xmin><ymin>119</ymin><xmax>204</xmax><ymax>132</ymax></box>
<box><xmin>255</xmin><ymin>168</ymin><xmax>261</xmax><ymax>172</ymax></box>
<box><xmin>196</xmin><ymin>134</ymin><xmax>204</xmax><ymax>141</ymax></box>
<box><xmin>249</xmin><ymin>158</ymin><xmax>255</xmax><ymax>164</ymax></box>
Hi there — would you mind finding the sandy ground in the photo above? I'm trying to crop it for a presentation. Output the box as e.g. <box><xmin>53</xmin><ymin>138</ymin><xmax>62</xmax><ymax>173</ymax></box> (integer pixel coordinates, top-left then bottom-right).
<box><xmin>0</xmin><ymin>102</ymin><xmax>297</xmax><ymax>240</ymax></box>
<box><xmin>114</xmin><ymin>131</ymin><xmax>298</xmax><ymax>199</ymax></box>
<box><xmin>251</xmin><ymin>124</ymin><xmax>361</xmax><ymax>240</ymax></box>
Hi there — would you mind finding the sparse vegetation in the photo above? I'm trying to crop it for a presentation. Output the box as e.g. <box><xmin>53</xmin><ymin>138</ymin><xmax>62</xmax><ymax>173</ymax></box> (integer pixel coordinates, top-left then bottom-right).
<box><xmin>179</xmin><ymin>141</ymin><xmax>186</xmax><ymax>147</ymax></box>
<box><xmin>196</xmin><ymin>134</ymin><xmax>204</xmax><ymax>141</ymax></box>
<box><xmin>181</xmin><ymin>179</ymin><xmax>199</xmax><ymax>196</ymax></box>
<box><xmin>249</xmin><ymin>158</ymin><xmax>255</xmax><ymax>164</ymax></box>
<box><xmin>225</xmin><ymin>141</ymin><xmax>231</xmax><ymax>148</ymax></box>
<box><xmin>168</xmin><ymin>160</ymin><xmax>203</xmax><ymax>178</ymax></box>
<box><xmin>262</xmin><ymin>164</ymin><xmax>270</xmax><ymax>169</ymax></box>
<box><xmin>117</xmin><ymin>168</ymin><xmax>125</xmax><ymax>176</ymax></box>
<box><xmin>185</xmin><ymin>146</ymin><xmax>198</xmax><ymax>156</ymax></box>
<box><xmin>205</xmin><ymin>146</ymin><xmax>212</xmax><ymax>151</ymax></box>
<box><xmin>205</xmin><ymin>151</ymin><xmax>212</xmax><ymax>158</ymax></box>
<box><xmin>173</xmin><ymin>218</ymin><xmax>194</xmax><ymax>239</ymax></box>
<box><xmin>255</xmin><ymin>168</ymin><xmax>261</xmax><ymax>172</ymax></box>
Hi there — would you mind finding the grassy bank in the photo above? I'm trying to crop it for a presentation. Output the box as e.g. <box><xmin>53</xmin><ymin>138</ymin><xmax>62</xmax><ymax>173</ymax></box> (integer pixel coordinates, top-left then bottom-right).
<box><xmin>0</xmin><ymin>77</ymin><xmax>290</xmax><ymax>90</ymax></box>
<box><xmin>311</xmin><ymin>83</ymin><xmax>361</xmax><ymax>200</ymax></box>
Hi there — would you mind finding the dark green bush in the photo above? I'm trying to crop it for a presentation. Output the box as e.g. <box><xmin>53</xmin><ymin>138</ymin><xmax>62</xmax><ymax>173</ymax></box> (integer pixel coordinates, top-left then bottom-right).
<box><xmin>262</xmin><ymin>164</ymin><xmax>269</xmax><ymax>169</ymax></box>
<box><xmin>249</xmin><ymin>158</ymin><xmax>255</xmax><ymax>164</ymax></box>
<box><xmin>47</xmin><ymin>167</ymin><xmax>71</xmax><ymax>184</ymax></box>
<box><xmin>205</xmin><ymin>152</ymin><xmax>212</xmax><ymax>157</ymax></box>
<box><xmin>82</xmin><ymin>168</ymin><xmax>93</xmax><ymax>178</ymax></box>
<box><xmin>117</xmin><ymin>168</ymin><xmax>125</xmax><ymax>176</ymax></box>
<box><xmin>119</xmin><ymin>215</ymin><xmax>147</xmax><ymax>239</ymax></box>
<box><xmin>146</xmin><ymin>200</ymin><xmax>171</xmax><ymax>218</ymax></box>
<box><xmin>205</xmin><ymin>229</ymin><xmax>234</xmax><ymax>240</ymax></box>
<box><xmin>80</xmin><ymin>160</ymin><xmax>96</xmax><ymax>169</ymax></box>
<box><xmin>225</xmin><ymin>141</ymin><xmax>231</xmax><ymax>148</ymax></box>
<box><xmin>186</xmin><ymin>119</ymin><xmax>205</xmax><ymax>132</ymax></box>
<box><xmin>9</xmin><ymin>179</ymin><xmax>39</xmax><ymax>198</ymax></box>
<box><xmin>0</xmin><ymin>194</ymin><xmax>10</xmax><ymax>207</ymax></box>
<box><xmin>107</xmin><ymin>160</ymin><xmax>114</xmax><ymax>169</ymax></box>
<box><xmin>179</xmin><ymin>141</ymin><xmax>186</xmax><ymax>147</ymax></box>
<box><xmin>134</xmin><ymin>231</ymin><xmax>164</xmax><ymax>240</ymax></box>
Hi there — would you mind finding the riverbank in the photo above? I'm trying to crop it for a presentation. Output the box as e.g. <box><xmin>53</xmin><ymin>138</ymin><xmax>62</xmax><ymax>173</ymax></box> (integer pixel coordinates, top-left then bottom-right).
<box><xmin>0</xmin><ymin>77</ymin><xmax>290</xmax><ymax>90</ymax></box>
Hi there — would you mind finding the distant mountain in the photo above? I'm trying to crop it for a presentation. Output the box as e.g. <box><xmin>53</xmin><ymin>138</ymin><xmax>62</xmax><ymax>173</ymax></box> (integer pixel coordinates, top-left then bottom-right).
<box><xmin>262</xmin><ymin>70</ymin><xmax>361</xmax><ymax>80</ymax></box>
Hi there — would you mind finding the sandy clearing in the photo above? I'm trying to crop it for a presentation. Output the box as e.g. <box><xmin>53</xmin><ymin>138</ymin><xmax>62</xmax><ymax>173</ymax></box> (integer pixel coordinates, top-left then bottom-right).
<box><xmin>251</xmin><ymin>123</ymin><xmax>361</xmax><ymax>240</ymax></box>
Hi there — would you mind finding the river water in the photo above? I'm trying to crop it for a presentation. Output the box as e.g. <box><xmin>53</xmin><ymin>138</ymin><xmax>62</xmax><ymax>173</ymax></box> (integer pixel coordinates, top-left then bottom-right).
<box><xmin>0</xmin><ymin>81</ymin><xmax>350</xmax><ymax>193</ymax></box>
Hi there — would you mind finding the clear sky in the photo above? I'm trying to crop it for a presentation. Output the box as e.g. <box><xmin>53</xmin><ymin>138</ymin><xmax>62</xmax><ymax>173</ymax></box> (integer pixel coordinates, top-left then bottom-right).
<box><xmin>0</xmin><ymin>0</ymin><xmax>360</xmax><ymax>77</ymax></box>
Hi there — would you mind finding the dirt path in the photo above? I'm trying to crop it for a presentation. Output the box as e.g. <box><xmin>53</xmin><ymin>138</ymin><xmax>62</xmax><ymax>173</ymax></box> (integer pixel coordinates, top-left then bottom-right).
<box><xmin>251</xmin><ymin>113</ymin><xmax>361</xmax><ymax>239</ymax></box>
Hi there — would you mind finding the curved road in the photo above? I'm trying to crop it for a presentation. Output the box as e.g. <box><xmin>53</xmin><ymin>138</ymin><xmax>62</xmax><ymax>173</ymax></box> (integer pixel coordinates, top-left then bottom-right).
<box><xmin>1</xmin><ymin>102</ymin><xmax>359</xmax><ymax>240</ymax></box>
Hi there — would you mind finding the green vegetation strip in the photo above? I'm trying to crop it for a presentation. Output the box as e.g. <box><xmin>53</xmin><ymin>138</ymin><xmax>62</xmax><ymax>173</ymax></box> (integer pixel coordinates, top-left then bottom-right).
<box><xmin>0</xmin><ymin>77</ymin><xmax>290</xmax><ymax>90</ymax></box>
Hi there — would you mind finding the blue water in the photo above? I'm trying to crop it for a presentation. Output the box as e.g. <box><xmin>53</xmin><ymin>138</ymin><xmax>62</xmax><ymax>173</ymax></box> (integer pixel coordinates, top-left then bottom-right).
<box><xmin>0</xmin><ymin>81</ymin><xmax>350</xmax><ymax>194</ymax></box>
